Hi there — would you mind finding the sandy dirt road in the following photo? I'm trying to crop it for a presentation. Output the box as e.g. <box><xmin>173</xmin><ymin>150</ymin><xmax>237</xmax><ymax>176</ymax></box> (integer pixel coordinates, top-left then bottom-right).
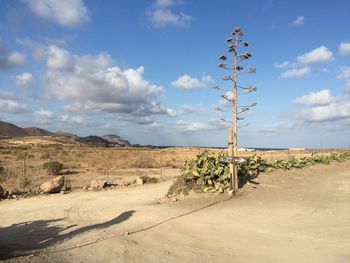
<box><xmin>1</xmin><ymin>161</ymin><xmax>350</xmax><ymax>262</ymax></box>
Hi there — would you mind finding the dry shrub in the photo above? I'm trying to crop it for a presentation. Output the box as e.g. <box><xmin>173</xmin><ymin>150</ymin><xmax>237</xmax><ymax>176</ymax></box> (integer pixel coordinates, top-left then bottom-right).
<box><xmin>0</xmin><ymin>167</ymin><xmax>40</xmax><ymax>193</ymax></box>
<box><xmin>134</xmin><ymin>155</ymin><xmax>156</xmax><ymax>168</ymax></box>
<box><xmin>43</xmin><ymin>161</ymin><xmax>64</xmax><ymax>175</ymax></box>
<box><xmin>40</xmin><ymin>152</ymin><xmax>51</xmax><ymax>160</ymax></box>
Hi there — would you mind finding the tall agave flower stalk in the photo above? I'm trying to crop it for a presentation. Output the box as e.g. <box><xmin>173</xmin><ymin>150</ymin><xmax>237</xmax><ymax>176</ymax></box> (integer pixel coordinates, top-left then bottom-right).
<box><xmin>214</xmin><ymin>26</ymin><xmax>256</xmax><ymax>194</ymax></box>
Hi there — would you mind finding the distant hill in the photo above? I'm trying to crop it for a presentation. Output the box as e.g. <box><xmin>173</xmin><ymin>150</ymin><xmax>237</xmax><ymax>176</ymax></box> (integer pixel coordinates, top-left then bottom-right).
<box><xmin>0</xmin><ymin>121</ymin><xmax>28</xmax><ymax>138</ymax></box>
<box><xmin>23</xmin><ymin>127</ymin><xmax>53</xmax><ymax>136</ymax></box>
<box><xmin>55</xmin><ymin>131</ymin><xmax>79</xmax><ymax>139</ymax></box>
<box><xmin>0</xmin><ymin>121</ymin><xmax>131</xmax><ymax>146</ymax></box>
<box><xmin>76</xmin><ymin>135</ymin><xmax>112</xmax><ymax>146</ymax></box>
<box><xmin>102</xmin><ymin>134</ymin><xmax>131</xmax><ymax>146</ymax></box>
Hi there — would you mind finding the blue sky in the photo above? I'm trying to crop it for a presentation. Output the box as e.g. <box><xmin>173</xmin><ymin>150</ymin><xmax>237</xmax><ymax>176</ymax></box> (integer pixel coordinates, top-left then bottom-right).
<box><xmin>0</xmin><ymin>0</ymin><xmax>350</xmax><ymax>148</ymax></box>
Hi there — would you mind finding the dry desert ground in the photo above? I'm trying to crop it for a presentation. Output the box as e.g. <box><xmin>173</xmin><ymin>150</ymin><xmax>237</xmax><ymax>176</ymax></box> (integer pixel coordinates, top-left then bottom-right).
<box><xmin>0</xmin><ymin>139</ymin><xmax>350</xmax><ymax>262</ymax></box>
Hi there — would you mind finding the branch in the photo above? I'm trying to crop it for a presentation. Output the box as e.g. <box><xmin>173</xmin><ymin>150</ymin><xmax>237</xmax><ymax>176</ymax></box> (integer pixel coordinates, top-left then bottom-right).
<box><xmin>215</xmin><ymin>107</ymin><xmax>231</xmax><ymax>112</ymax></box>
<box><xmin>237</xmin><ymin>68</ymin><xmax>257</xmax><ymax>75</ymax></box>
<box><xmin>238</xmin><ymin>123</ymin><xmax>249</xmax><ymax>128</ymax></box>
<box><xmin>238</xmin><ymin>107</ymin><xmax>250</xmax><ymax>114</ymax></box>
<box><xmin>222</xmin><ymin>75</ymin><xmax>233</xmax><ymax>81</ymax></box>
<box><xmin>219</xmin><ymin>118</ymin><xmax>233</xmax><ymax>124</ymax></box>
<box><xmin>221</xmin><ymin>94</ymin><xmax>234</xmax><ymax>103</ymax></box>
<box><xmin>240</xmin><ymin>102</ymin><xmax>257</xmax><ymax>108</ymax></box>
<box><xmin>239</xmin><ymin>85</ymin><xmax>257</xmax><ymax>94</ymax></box>
<box><xmin>218</xmin><ymin>63</ymin><xmax>232</xmax><ymax>70</ymax></box>
<box><xmin>211</xmin><ymin>86</ymin><xmax>231</xmax><ymax>92</ymax></box>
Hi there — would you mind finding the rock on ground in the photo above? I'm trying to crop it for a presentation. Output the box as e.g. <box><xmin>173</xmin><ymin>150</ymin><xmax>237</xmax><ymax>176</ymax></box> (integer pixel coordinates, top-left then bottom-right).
<box><xmin>136</xmin><ymin>177</ymin><xmax>144</xmax><ymax>185</ymax></box>
<box><xmin>90</xmin><ymin>180</ymin><xmax>108</xmax><ymax>190</ymax></box>
<box><xmin>40</xmin><ymin>176</ymin><xmax>65</xmax><ymax>194</ymax></box>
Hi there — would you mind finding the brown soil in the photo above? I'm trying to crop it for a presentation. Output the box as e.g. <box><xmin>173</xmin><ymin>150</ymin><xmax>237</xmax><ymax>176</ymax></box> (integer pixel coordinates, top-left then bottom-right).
<box><xmin>1</xmin><ymin>161</ymin><xmax>350</xmax><ymax>262</ymax></box>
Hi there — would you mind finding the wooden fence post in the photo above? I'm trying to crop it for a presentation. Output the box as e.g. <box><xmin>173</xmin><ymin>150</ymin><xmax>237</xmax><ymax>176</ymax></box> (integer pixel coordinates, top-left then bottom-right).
<box><xmin>228</xmin><ymin>128</ymin><xmax>238</xmax><ymax>195</ymax></box>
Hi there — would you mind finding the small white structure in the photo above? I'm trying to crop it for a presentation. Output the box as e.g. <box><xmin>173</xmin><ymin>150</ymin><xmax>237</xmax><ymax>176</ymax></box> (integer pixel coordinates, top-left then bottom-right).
<box><xmin>289</xmin><ymin>148</ymin><xmax>305</xmax><ymax>151</ymax></box>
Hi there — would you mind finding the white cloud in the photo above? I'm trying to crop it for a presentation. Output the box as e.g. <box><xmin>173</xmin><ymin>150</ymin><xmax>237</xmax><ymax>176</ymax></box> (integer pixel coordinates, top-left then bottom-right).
<box><xmin>298</xmin><ymin>101</ymin><xmax>350</xmax><ymax>122</ymax></box>
<box><xmin>297</xmin><ymin>46</ymin><xmax>334</xmax><ymax>65</ymax></box>
<box><xmin>179</xmin><ymin>104</ymin><xmax>205</xmax><ymax>115</ymax></box>
<box><xmin>339</xmin><ymin>41</ymin><xmax>350</xmax><ymax>56</ymax></box>
<box><xmin>0</xmin><ymin>92</ymin><xmax>17</xmax><ymax>100</ymax></box>
<box><xmin>175</xmin><ymin>119</ymin><xmax>229</xmax><ymax>133</ymax></box>
<box><xmin>292</xmin><ymin>16</ymin><xmax>304</xmax><ymax>26</ymax></box>
<box><xmin>337</xmin><ymin>66</ymin><xmax>350</xmax><ymax>80</ymax></box>
<box><xmin>274</xmin><ymin>61</ymin><xmax>293</xmax><ymax>69</ymax></box>
<box><xmin>35</xmin><ymin>108</ymin><xmax>53</xmax><ymax>118</ymax></box>
<box><xmin>171</xmin><ymin>74</ymin><xmax>213</xmax><ymax>89</ymax></box>
<box><xmin>295</xmin><ymin>89</ymin><xmax>350</xmax><ymax>123</ymax></box>
<box><xmin>280</xmin><ymin>67</ymin><xmax>310</xmax><ymax>79</ymax></box>
<box><xmin>15</xmin><ymin>72</ymin><xmax>33</xmax><ymax>87</ymax></box>
<box><xmin>37</xmin><ymin>45</ymin><xmax>174</xmax><ymax>123</ymax></box>
<box><xmin>0</xmin><ymin>98</ymin><xmax>28</xmax><ymax>113</ymax></box>
<box><xmin>7</xmin><ymin>52</ymin><xmax>26</xmax><ymax>67</ymax></box>
<box><xmin>22</xmin><ymin>0</ymin><xmax>89</xmax><ymax>28</ymax></box>
<box><xmin>150</xmin><ymin>9</ymin><xmax>191</xmax><ymax>27</ymax></box>
<box><xmin>148</xmin><ymin>0</ymin><xmax>191</xmax><ymax>28</ymax></box>
<box><xmin>346</xmin><ymin>80</ymin><xmax>350</xmax><ymax>92</ymax></box>
<box><xmin>276</xmin><ymin>46</ymin><xmax>333</xmax><ymax>77</ymax></box>
<box><xmin>47</xmin><ymin>45</ymin><xmax>72</xmax><ymax>70</ymax></box>
<box><xmin>294</xmin><ymin>89</ymin><xmax>334</xmax><ymax>106</ymax></box>
<box><xmin>154</xmin><ymin>0</ymin><xmax>176</xmax><ymax>8</ymax></box>
<box><xmin>149</xmin><ymin>122</ymin><xmax>163</xmax><ymax>129</ymax></box>
<box><xmin>17</xmin><ymin>38</ymin><xmax>47</xmax><ymax>61</ymax></box>
<box><xmin>257</xmin><ymin>122</ymin><xmax>296</xmax><ymax>133</ymax></box>
<box><xmin>59</xmin><ymin>114</ymin><xmax>85</xmax><ymax>125</ymax></box>
<box><xmin>166</xmin><ymin>108</ymin><xmax>177</xmax><ymax>117</ymax></box>
<box><xmin>0</xmin><ymin>38</ymin><xmax>26</xmax><ymax>70</ymax></box>
<box><xmin>176</xmin><ymin>120</ymin><xmax>215</xmax><ymax>132</ymax></box>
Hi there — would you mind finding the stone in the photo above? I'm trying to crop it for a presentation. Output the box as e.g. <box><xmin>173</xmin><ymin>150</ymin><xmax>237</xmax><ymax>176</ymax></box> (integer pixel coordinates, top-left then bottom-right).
<box><xmin>0</xmin><ymin>185</ymin><xmax>5</xmax><ymax>199</ymax></box>
<box><xmin>40</xmin><ymin>176</ymin><xmax>65</xmax><ymax>194</ymax></box>
<box><xmin>135</xmin><ymin>177</ymin><xmax>144</xmax><ymax>185</ymax></box>
<box><xmin>82</xmin><ymin>186</ymin><xmax>89</xmax><ymax>191</ymax></box>
<box><xmin>90</xmin><ymin>180</ymin><xmax>108</xmax><ymax>190</ymax></box>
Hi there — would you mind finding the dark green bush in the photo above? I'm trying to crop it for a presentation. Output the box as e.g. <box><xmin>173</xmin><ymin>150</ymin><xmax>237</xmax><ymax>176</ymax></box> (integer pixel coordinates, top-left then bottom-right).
<box><xmin>43</xmin><ymin>161</ymin><xmax>64</xmax><ymax>175</ymax></box>
<box><xmin>140</xmin><ymin>175</ymin><xmax>159</xmax><ymax>184</ymax></box>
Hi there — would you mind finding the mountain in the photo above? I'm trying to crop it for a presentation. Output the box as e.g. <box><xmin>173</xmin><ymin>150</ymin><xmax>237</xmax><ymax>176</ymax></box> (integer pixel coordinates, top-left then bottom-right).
<box><xmin>0</xmin><ymin>121</ymin><xmax>53</xmax><ymax>138</ymax></box>
<box><xmin>0</xmin><ymin>121</ymin><xmax>131</xmax><ymax>146</ymax></box>
<box><xmin>76</xmin><ymin>135</ymin><xmax>112</xmax><ymax>146</ymax></box>
<box><xmin>102</xmin><ymin>134</ymin><xmax>131</xmax><ymax>146</ymax></box>
<box><xmin>55</xmin><ymin>131</ymin><xmax>79</xmax><ymax>139</ymax></box>
<box><xmin>0</xmin><ymin>121</ymin><xmax>28</xmax><ymax>138</ymax></box>
<box><xmin>23</xmin><ymin>127</ymin><xmax>53</xmax><ymax>136</ymax></box>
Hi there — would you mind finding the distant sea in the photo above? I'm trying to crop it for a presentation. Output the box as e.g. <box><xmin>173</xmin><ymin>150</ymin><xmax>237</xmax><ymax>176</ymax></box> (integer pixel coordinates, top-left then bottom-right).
<box><xmin>142</xmin><ymin>145</ymin><xmax>288</xmax><ymax>151</ymax></box>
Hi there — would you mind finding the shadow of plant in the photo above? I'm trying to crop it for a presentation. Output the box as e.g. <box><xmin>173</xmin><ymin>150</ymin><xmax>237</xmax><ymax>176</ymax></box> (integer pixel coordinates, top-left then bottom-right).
<box><xmin>0</xmin><ymin>210</ymin><xmax>135</xmax><ymax>259</ymax></box>
<box><xmin>238</xmin><ymin>170</ymin><xmax>260</xmax><ymax>188</ymax></box>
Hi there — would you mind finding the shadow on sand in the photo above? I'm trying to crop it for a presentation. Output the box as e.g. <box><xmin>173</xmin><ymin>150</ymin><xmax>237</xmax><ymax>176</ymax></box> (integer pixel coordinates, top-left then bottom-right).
<box><xmin>238</xmin><ymin>171</ymin><xmax>261</xmax><ymax>189</ymax></box>
<box><xmin>0</xmin><ymin>210</ymin><xmax>135</xmax><ymax>260</ymax></box>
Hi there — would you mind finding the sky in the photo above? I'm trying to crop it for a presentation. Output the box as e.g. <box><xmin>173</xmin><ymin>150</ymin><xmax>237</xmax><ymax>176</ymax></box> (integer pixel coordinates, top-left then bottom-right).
<box><xmin>0</xmin><ymin>0</ymin><xmax>350</xmax><ymax>149</ymax></box>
